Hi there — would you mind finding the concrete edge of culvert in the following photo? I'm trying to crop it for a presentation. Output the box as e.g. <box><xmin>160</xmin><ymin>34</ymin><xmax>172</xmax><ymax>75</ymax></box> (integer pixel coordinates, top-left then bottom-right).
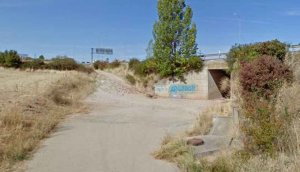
<box><xmin>185</xmin><ymin>115</ymin><xmax>235</xmax><ymax>157</ymax></box>
<box><xmin>192</xmin><ymin>135</ymin><xmax>232</xmax><ymax>158</ymax></box>
<box><xmin>210</xmin><ymin>116</ymin><xmax>234</xmax><ymax>136</ymax></box>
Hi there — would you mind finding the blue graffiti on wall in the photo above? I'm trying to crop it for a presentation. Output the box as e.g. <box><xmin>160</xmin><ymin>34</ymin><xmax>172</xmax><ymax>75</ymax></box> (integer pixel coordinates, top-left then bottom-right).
<box><xmin>169</xmin><ymin>84</ymin><xmax>197</xmax><ymax>94</ymax></box>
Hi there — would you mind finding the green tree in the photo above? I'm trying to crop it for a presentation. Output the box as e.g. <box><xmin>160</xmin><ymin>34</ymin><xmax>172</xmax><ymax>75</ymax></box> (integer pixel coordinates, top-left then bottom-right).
<box><xmin>0</xmin><ymin>52</ymin><xmax>4</xmax><ymax>65</ymax></box>
<box><xmin>153</xmin><ymin>0</ymin><xmax>200</xmax><ymax>80</ymax></box>
<box><xmin>3</xmin><ymin>50</ymin><xmax>22</xmax><ymax>68</ymax></box>
<box><xmin>38</xmin><ymin>55</ymin><xmax>45</xmax><ymax>60</ymax></box>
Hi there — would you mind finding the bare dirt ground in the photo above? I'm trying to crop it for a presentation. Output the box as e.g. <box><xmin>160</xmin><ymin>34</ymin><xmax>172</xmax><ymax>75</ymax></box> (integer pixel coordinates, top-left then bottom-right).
<box><xmin>24</xmin><ymin>71</ymin><xmax>219</xmax><ymax>172</ymax></box>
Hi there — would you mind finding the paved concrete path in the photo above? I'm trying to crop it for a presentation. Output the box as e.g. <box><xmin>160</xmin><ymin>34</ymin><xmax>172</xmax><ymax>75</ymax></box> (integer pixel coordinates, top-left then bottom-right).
<box><xmin>25</xmin><ymin>72</ymin><xmax>214</xmax><ymax>172</ymax></box>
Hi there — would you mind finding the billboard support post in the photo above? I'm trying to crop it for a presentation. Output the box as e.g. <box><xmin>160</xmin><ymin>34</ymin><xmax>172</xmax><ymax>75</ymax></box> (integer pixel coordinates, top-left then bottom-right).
<box><xmin>91</xmin><ymin>48</ymin><xmax>113</xmax><ymax>63</ymax></box>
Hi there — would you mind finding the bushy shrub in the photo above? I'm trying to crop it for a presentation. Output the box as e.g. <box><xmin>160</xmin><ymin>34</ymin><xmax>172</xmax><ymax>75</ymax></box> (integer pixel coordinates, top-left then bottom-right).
<box><xmin>125</xmin><ymin>74</ymin><xmax>136</xmax><ymax>85</ymax></box>
<box><xmin>128</xmin><ymin>58</ymin><xmax>141</xmax><ymax>70</ymax></box>
<box><xmin>38</xmin><ymin>55</ymin><xmax>45</xmax><ymax>60</ymax></box>
<box><xmin>1</xmin><ymin>50</ymin><xmax>22</xmax><ymax>68</ymax></box>
<box><xmin>77</xmin><ymin>64</ymin><xmax>94</xmax><ymax>74</ymax></box>
<box><xmin>255</xmin><ymin>40</ymin><xmax>287</xmax><ymax>61</ymax></box>
<box><xmin>156</xmin><ymin>56</ymin><xmax>203</xmax><ymax>81</ymax></box>
<box><xmin>46</xmin><ymin>56</ymin><xmax>94</xmax><ymax>73</ymax></box>
<box><xmin>21</xmin><ymin>59</ymin><xmax>45</xmax><ymax>70</ymax></box>
<box><xmin>47</xmin><ymin>57</ymin><xmax>79</xmax><ymax>70</ymax></box>
<box><xmin>131</xmin><ymin>58</ymin><xmax>158</xmax><ymax>77</ymax></box>
<box><xmin>187</xmin><ymin>56</ymin><xmax>203</xmax><ymax>72</ymax></box>
<box><xmin>93</xmin><ymin>60</ymin><xmax>108</xmax><ymax>70</ymax></box>
<box><xmin>0</xmin><ymin>52</ymin><xmax>4</xmax><ymax>65</ymax></box>
<box><xmin>240</xmin><ymin>55</ymin><xmax>292</xmax><ymax>101</ymax></box>
<box><xmin>0</xmin><ymin>51</ymin><xmax>93</xmax><ymax>73</ymax></box>
<box><xmin>109</xmin><ymin>60</ymin><xmax>121</xmax><ymax>68</ymax></box>
<box><xmin>227</xmin><ymin>40</ymin><xmax>287</xmax><ymax>72</ymax></box>
<box><xmin>142</xmin><ymin>57</ymin><xmax>158</xmax><ymax>75</ymax></box>
<box><xmin>132</xmin><ymin>62</ymin><xmax>146</xmax><ymax>76</ymax></box>
<box><xmin>129</xmin><ymin>56</ymin><xmax>202</xmax><ymax>80</ymax></box>
<box><xmin>239</xmin><ymin>55</ymin><xmax>293</xmax><ymax>154</ymax></box>
<box><xmin>93</xmin><ymin>60</ymin><xmax>121</xmax><ymax>70</ymax></box>
<box><xmin>241</xmin><ymin>101</ymin><xmax>282</xmax><ymax>154</ymax></box>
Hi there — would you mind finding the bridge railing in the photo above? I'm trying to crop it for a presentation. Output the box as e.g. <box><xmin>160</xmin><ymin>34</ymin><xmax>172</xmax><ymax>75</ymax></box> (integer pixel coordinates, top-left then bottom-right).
<box><xmin>200</xmin><ymin>53</ymin><xmax>227</xmax><ymax>61</ymax></box>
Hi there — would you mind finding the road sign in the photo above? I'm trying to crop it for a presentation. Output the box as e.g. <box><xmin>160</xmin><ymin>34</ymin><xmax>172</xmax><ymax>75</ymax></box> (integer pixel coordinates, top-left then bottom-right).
<box><xmin>91</xmin><ymin>48</ymin><xmax>114</xmax><ymax>63</ymax></box>
<box><xmin>95</xmin><ymin>48</ymin><xmax>113</xmax><ymax>55</ymax></box>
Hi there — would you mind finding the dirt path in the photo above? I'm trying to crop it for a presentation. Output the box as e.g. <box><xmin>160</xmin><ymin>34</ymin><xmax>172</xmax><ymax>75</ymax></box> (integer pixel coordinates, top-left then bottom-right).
<box><xmin>25</xmin><ymin>72</ymin><xmax>215</xmax><ymax>172</ymax></box>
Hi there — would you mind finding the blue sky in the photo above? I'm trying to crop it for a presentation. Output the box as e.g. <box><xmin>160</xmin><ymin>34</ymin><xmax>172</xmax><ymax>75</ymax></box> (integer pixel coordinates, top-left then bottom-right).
<box><xmin>0</xmin><ymin>0</ymin><xmax>299</xmax><ymax>62</ymax></box>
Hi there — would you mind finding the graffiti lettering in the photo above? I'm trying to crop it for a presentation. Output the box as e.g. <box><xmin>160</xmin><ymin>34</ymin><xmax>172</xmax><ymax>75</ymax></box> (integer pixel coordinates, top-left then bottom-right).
<box><xmin>169</xmin><ymin>84</ymin><xmax>197</xmax><ymax>94</ymax></box>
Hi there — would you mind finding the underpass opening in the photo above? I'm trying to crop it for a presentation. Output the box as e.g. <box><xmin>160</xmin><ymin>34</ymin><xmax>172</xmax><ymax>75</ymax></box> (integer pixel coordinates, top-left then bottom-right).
<box><xmin>208</xmin><ymin>69</ymin><xmax>230</xmax><ymax>99</ymax></box>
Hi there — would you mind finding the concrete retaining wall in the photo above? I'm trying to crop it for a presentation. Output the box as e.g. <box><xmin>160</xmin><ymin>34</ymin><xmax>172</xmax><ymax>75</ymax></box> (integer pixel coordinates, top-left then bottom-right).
<box><xmin>154</xmin><ymin>60</ymin><xmax>228</xmax><ymax>100</ymax></box>
<box><xmin>155</xmin><ymin>68</ymin><xmax>209</xmax><ymax>99</ymax></box>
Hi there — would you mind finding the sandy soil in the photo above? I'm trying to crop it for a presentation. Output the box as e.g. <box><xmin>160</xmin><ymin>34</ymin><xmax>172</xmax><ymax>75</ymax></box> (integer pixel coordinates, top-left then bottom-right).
<box><xmin>24</xmin><ymin>71</ymin><xmax>218</xmax><ymax>172</ymax></box>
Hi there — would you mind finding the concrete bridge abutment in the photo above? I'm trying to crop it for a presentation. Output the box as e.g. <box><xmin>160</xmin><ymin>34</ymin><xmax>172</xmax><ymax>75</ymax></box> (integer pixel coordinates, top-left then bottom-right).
<box><xmin>154</xmin><ymin>60</ymin><xmax>229</xmax><ymax>100</ymax></box>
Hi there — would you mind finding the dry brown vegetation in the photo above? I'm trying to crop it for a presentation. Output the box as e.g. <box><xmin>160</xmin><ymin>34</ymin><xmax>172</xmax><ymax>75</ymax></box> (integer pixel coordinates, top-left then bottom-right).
<box><xmin>186</xmin><ymin>102</ymin><xmax>231</xmax><ymax>137</ymax></box>
<box><xmin>0</xmin><ymin>68</ymin><xmax>96</xmax><ymax>171</ymax></box>
<box><xmin>154</xmin><ymin>53</ymin><xmax>300</xmax><ymax>172</ymax></box>
<box><xmin>103</xmin><ymin>63</ymin><xmax>159</xmax><ymax>95</ymax></box>
<box><xmin>194</xmin><ymin>53</ymin><xmax>300</xmax><ymax>172</ymax></box>
<box><xmin>153</xmin><ymin>101</ymin><xmax>232</xmax><ymax>171</ymax></box>
<box><xmin>220</xmin><ymin>77</ymin><xmax>230</xmax><ymax>96</ymax></box>
<box><xmin>153</xmin><ymin>135</ymin><xmax>191</xmax><ymax>163</ymax></box>
<box><xmin>152</xmin><ymin>134</ymin><xmax>202</xmax><ymax>172</ymax></box>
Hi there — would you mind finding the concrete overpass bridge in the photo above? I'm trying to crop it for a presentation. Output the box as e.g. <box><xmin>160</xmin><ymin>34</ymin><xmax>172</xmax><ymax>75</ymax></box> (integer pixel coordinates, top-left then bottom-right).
<box><xmin>154</xmin><ymin>58</ymin><xmax>229</xmax><ymax>100</ymax></box>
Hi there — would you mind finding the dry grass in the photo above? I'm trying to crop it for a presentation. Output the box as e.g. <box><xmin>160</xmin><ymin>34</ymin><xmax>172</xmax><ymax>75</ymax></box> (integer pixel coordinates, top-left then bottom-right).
<box><xmin>191</xmin><ymin>53</ymin><xmax>300</xmax><ymax>172</ymax></box>
<box><xmin>0</xmin><ymin>68</ymin><xmax>96</xmax><ymax>171</ymax></box>
<box><xmin>153</xmin><ymin>136</ymin><xmax>191</xmax><ymax>163</ymax></box>
<box><xmin>154</xmin><ymin>53</ymin><xmax>300</xmax><ymax>172</ymax></box>
<box><xmin>202</xmin><ymin>53</ymin><xmax>300</xmax><ymax>171</ymax></box>
<box><xmin>153</xmin><ymin>136</ymin><xmax>205</xmax><ymax>172</ymax></box>
<box><xmin>220</xmin><ymin>77</ymin><xmax>230</xmax><ymax>96</ymax></box>
<box><xmin>186</xmin><ymin>113</ymin><xmax>213</xmax><ymax>137</ymax></box>
<box><xmin>276</xmin><ymin>83</ymin><xmax>300</xmax><ymax>153</ymax></box>
<box><xmin>153</xmin><ymin>101</ymin><xmax>233</xmax><ymax>171</ymax></box>
<box><xmin>199</xmin><ymin>150</ymin><xmax>299</xmax><ymax>172</ymax></box>
<box><xmin>104</xmin><ymin>63</ymin><xmax>128</xmax><ymax>77</ymax></box>
<box><xmin>186</xmin><ymin>101</ymin><xmax>231</xmax><ymax>137</ymax></box>
<box><xmin>285</xmin><ymin>53</ymin><xmax>300</xmax><ymax>82</ymax></box>
<box><xmin>237</xmin><ymin>153</ymin><xmax>299</xmax><ymax>172</ymax></box>
<box><xmin>103</xmin><ymin>64</ymin><xmax>159</xmax><ymax>94</ymax></box>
